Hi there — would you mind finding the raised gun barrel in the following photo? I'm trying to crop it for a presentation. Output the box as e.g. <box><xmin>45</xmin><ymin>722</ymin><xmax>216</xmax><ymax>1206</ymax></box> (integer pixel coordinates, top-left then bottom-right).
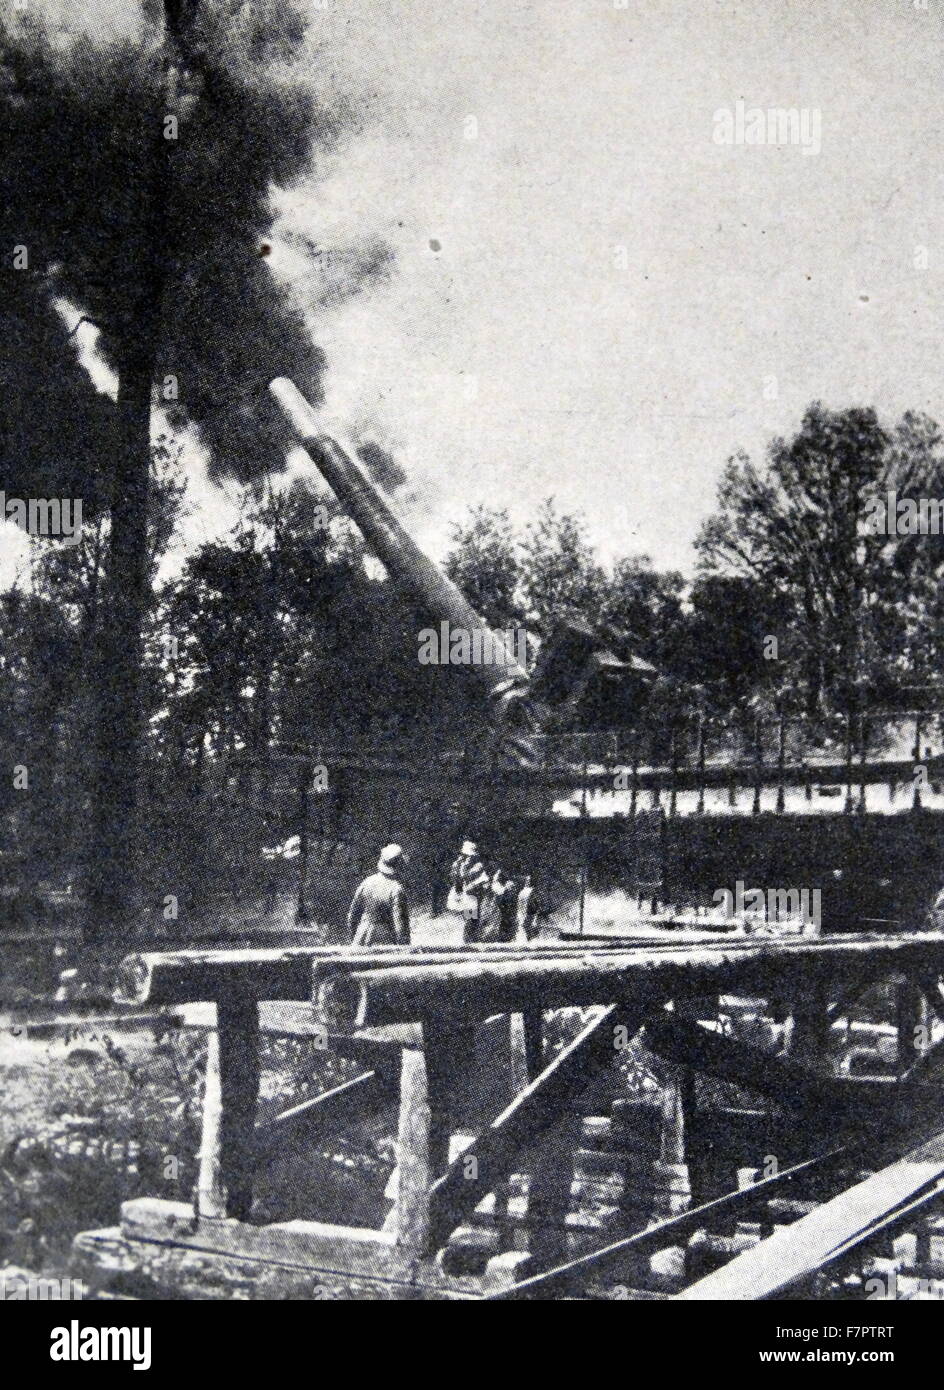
<box><xmin>269</xmin><ymin>377</ymin><xmax>529</xmax><ymax>699</ymax></box>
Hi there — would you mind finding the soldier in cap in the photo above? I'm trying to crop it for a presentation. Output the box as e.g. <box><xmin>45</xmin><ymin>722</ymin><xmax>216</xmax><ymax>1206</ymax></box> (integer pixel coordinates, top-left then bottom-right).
<box><xmin>448</xmin><ymin>839</ymin><xmax>490</xmax><ymax>943</ymax></box>
<box><xmin>347</xmin><ymin>844</ymin><xmax>411</xmax><ymax>947</ymax></box>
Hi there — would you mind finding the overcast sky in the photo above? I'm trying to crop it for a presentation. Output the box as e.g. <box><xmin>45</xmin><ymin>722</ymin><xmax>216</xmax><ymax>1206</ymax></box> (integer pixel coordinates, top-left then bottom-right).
<box><xmin>5</xmin><ymin>0</ymin><xmax>944</xmax><ymax>586</ymax></box>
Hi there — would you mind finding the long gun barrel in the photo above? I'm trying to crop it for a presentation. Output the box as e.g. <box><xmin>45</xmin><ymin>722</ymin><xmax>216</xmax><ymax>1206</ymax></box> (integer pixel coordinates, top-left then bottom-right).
<box><xmin>269</xmin><ymin>378</ymin><xmax>529</xmax><ymax>697</ymax></box>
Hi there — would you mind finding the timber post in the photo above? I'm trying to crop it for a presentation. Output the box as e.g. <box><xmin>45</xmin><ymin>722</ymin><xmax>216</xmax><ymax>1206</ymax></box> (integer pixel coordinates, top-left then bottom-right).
<box><xmin>390</xmin><ymin>1043</ymin><xmax>434</xmax><ymax>1254</ymax></box>
<box><xmin>216</xmin><ymin>989</ymin><xmax>261</xmax><ymax>1220</ymax></box>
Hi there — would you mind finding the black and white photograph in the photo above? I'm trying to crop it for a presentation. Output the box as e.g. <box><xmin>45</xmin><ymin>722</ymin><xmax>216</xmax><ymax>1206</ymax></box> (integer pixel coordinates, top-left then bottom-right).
<box><xmin>0</xmin><ymin>0</ymin><xmax>941</xmax><ymax>1340</ymax></box>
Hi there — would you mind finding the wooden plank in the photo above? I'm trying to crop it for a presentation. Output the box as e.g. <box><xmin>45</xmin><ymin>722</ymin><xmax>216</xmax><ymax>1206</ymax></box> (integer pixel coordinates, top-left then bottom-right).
<box><xmin>486</xmin><ymin>1148</ymin><xmax>847</xmax><ymax>1299</ymax></box>
<box><xmin>426</xmin><ymin>1003</ymin><xmax>641</xmax><ymax>1252</ymax></box>
<box><xmin>120</xmin><ymin>1198</ymin><xmax>407</xmax><ymax>1279</ymax></box>
<box><xmin>677</xmin><ymin>1127</ymin><xmax>944</xmax><ymax>1300</ymax></box>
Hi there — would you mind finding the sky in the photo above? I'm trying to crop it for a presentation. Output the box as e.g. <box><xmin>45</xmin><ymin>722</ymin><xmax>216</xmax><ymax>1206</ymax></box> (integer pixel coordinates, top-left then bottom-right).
<box><xmin>4</xmin><ymin>0</ymin><xmax>944</xmax><ymax>586</ymax></box>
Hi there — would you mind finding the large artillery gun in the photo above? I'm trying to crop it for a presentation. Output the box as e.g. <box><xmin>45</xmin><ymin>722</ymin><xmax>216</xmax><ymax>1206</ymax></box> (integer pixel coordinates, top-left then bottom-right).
<box><xmin>269</xmin><ymin>376</ymin><xmax>655</xmax><ymax>764</ymax></box>
<box><xmin>260</xmin><ymin>378</ymin><xmax>944</xmax><ymax>938</ymax></box>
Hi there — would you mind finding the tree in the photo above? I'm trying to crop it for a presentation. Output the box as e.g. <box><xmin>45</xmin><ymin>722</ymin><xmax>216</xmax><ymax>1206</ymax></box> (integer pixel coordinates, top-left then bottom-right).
<box><xmin>518</xmin><ymin>500</ymin><xmax>604</xmax><ymax>633</ymax></box>
<box><xmin>695</xmin><ymin>403</ymin><xmax>944</xmax><ymax>717</ymax></box>
<box><xmin>444</xmin><ymin>506</ymin><xmax>521</xmax><ymax>629</ymax></box>
<box><xmin>0</xmin><ymin>1</ymin><xmax>353</xmax><ymax>934</ymax></box>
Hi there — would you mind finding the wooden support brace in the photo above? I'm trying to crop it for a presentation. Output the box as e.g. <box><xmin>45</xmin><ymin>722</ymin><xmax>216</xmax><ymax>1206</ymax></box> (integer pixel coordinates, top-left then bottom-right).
<box><xmin>426</xmin><ymin>1001</ymin><xmax>645</xmax><ymax>1254</ymax></box>
<box><xmin>643</xmin><ymin>1013</ymin><xmax>902</xmax><ymax>1129</ymax></box>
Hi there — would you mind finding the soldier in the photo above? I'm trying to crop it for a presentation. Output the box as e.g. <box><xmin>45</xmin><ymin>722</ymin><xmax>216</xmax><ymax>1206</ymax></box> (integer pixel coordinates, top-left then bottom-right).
<box><xmin>347</xmin><ymin>843</ymin><xmax>411</xmax><ymax>947</ymax></box>
<box><xmin>487</xmin><ymin>867</ymin><xmax>520</xmax><ymax>943</ymax></box>
<box><xmin>448</xmin><ymin>839</ymin><xmax>490</xmax><ymax>943</ymax></box>
<box><xmin>518</xmin><ymin>873</ymin><xmax>551</xmax><ymax>941</ymax></box>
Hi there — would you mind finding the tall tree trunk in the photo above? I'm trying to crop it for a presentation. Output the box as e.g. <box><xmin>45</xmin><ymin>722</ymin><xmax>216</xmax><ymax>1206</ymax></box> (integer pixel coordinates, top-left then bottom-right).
<box><xmin>86</xmin><ymin>30</ymin><xmax>179</xmax><ymax>943</ymax></box>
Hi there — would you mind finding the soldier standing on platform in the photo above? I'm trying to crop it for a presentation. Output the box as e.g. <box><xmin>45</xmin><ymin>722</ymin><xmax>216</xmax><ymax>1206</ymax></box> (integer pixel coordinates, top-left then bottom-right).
<box><xmin>448</xmin><ymin>839</ymin><xmax>490</xmax><ymax>943</ymax></box>
<box><xmin>347</xmin><ymin>843</ymin><xmax>411</xmax><ymax>946</ymax></box>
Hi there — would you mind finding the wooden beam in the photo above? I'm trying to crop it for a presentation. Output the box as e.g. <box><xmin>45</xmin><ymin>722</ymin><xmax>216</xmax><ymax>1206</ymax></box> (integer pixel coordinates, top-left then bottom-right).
<box><xmin>423</xmin><ymin>1019</ymin><xmax>478</xmax><ymax>1177</ymax></box>
<box><xmin>486</xmin><ymin>1147</ymin><xmax>847</xmax><ymax>1299</ymax></box>
<box><xmin>643</xmin><ymin>1014</ymin><xmax>902</xmax><ymax>1126</ymax></box>
<box><xmin>527</xmin><ymin>1111</ymin><xmax>578</xmax><ymax>1269</ymax></box>
<box><xmin>523</xmin><ymin>1008</ymin><xmax>544</xmax><ymax>1081</ymax></box>
<box><xmin>677</xmin><ymin>1126</ymin><xmax>944</xmax><ymax>1300</ymax></box>
<box><xmin>788</xmin><ymin>981</ymin><xmax>831</xmax><ymax>1072</ymax></box>
<box><xmin>216</xmin><ymin>992</ymin><xmax>261</xmax><ymax>1220</ymax></box>
<box><xmin>195</xmin><ymin>1026</ymin><xmax>226</xmax><ymax>1219</ymax></box>
<box><xmin>390</xmin><ymin>1047</ymin><xmax>434</xmax><ymax>1254</ymax></box>
<box><xmin>426</xmin><ymin>1002</ymin><xmax>642</xmax><ymax>1253</ymax></box>
<box><xmin>334</xmin><ymin>934</ymin><xmax>944</xmax><ymax>1029</ymax></box>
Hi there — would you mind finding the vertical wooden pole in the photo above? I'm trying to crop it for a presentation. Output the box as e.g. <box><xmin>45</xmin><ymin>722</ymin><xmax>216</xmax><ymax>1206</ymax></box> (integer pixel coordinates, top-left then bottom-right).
<box><xmin>787</xmin><ymin>983</ymin><xmax>831</xmax><ymax>1074</ymax></box>
<box><xmin>776</xmin><ymin>713</ymin><xmax>786</xmax><ymax>815</ymax></box>
<box><xmin>508</xmin><ymin>1013</ymin><xmax>529</xmax><ymax>1095</ymax></box>
<box><xmin>216</xmin><ymin>991</ymin><xmax>261</xmax><ymax>1220</ymax></box>
<box><xmin>654</xmin><ymin>1062</ymin><xmax>693</xmax><ymax>1216</ymax></box>
<box><xmin>391</xmin><ymin>1045</ymin><xmax>433</xmax><ymax>1255</ymax></box>
<box><xmin>696</xmin><ymin>712</ymin><xmax>706</xmax><ymax>817</ymax></box>
<box><xmin>527</xmin><ymin>1110</ymin><xmax>578</xmax><ymax>1270</ymax></box>
<box><xmin>522</xmin><ymin>1008</ymin><xmax>544</xmax><ymax>1081</ymax></box>
<box><xmin>422</xmin><ymin>1019</ymin><xmax>476</xmax><ymax>1178</ymax></box>
<box><xmin>195</xmin><ymin>1024</ymin><xmax>226</xmax><ymax>1219</ymax></box>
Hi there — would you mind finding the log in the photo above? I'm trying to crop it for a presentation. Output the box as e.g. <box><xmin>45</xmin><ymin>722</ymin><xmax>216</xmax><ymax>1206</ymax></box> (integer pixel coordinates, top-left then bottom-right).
<box><xmin>326</xmin><ymin>934</ymin><xmax>944</xmax><ymax>1029</ymax></box>
<box><xmin>117</xmin><ymin>948</ymin><xmax>320</xmax><ymax>1006</ymax></box>
<box><xmin>643</xmin><ymin>1013</ymin><xmax>913</xmax><ymax>1125</ymax></box>
<box><xmin>120</xmin><ymin>937</ymin><xmax>745</xmax><ymax>1008</ymax></box>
